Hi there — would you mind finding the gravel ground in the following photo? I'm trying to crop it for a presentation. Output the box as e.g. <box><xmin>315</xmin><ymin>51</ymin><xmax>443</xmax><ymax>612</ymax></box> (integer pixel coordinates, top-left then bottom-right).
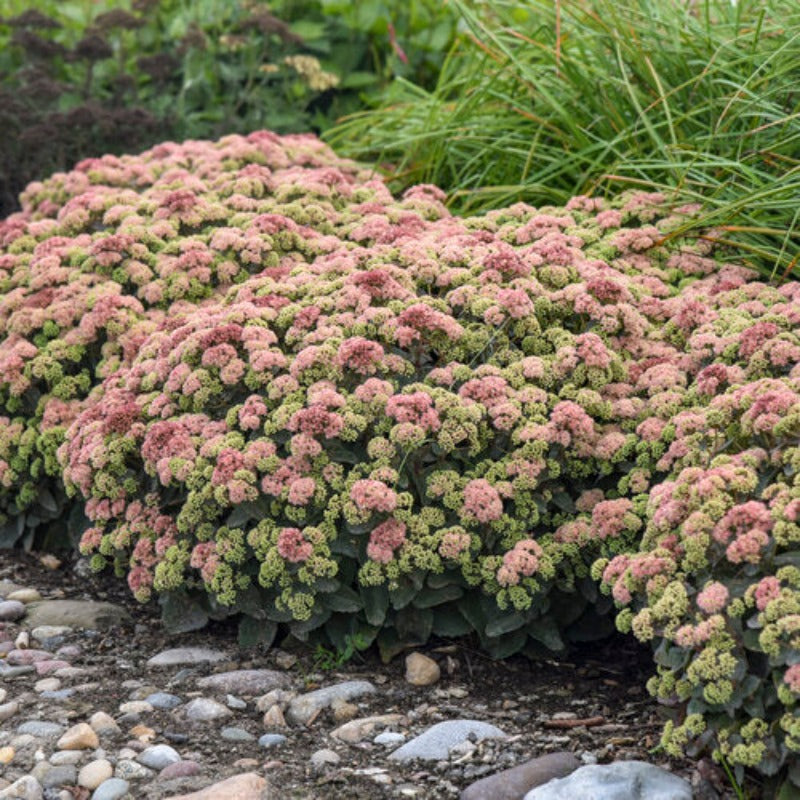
<box><xmin>0</xmin><ymin>550</ymin><xmax>744</xmax><ymax>799</ymax></box>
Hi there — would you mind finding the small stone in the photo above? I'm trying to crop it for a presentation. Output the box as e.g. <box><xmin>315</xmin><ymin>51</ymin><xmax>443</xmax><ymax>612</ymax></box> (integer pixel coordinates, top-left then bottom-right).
<box><xmin>0</xmin><ymin>688</ymin><xmax>5</xmax><ymax>702</ymax></box>
<box><xmin>91</xmin><ymin>778</ymin><xmax>130</xmax><ymax>800</ymax></box>
<box><xmin>261</xmin><ymin>704</ymin><xmax>287</xmax><ymax>729</ymax></box>
<box><xmin>114</xmin><ymin>759</ymin><xmax>155</xmax><ymax>781</ymax></box>
<box><xmin>39</xmin><ymin>554</ymin><xmax>61</xmax><ymax>571</ymax></box>
<box><xmin>6</xmin><ymin>649</ymin><xmax>51</xmax><ymax>665</ymax></box>
<box><xmin>17</xmin><ymin>721</ymin><xmax>65</xmax><ymax>739</ymax></box>
<box><xmin>35</xmin><ymin>678</ymin><xmax>61</xmax><ymax>693</ymax></box>
<box><xmin>6</xmin><ymin>589</ymin><xmax>42</xmax><ymax>604</ymax></box>
<box><xmin>405</xmin><ymin>652</ymin><xmax>441</xmax><ymax>686</ymax></box>
<box><xmin>57</xmin><ymin>722</ymin><xmax>99</xmax><ymax>751</ymax></box>
<box><xmin>374</xmin><ymin>732</ymin><xmax>406</xmax><ymax>747</ymax></box>
<box><xmin>461</xmin><ymin>752</ymin><xmax>581</xmax><ymax>800</ymax></box>
<box><xmin>310</xmin><ymin>749</ymin><xmax>340</xmax><ymax>769</ymax></box>
<box><xmin>88</xmin><ymin>712</ymin><xmax>119</xmax><ymax>736</ymax></box>
<box><xmin>255</xmin><ymin>689</ymin><xmax>295</xmax><ymax>713</ymax></box>
<box><xmin>0</xmin><ymin>601</ymin><xmax>25</xmax><ymax>622</ymax></box>
<box><xmin>14</xmin><ymin>631</ymin><xmax>29</xmax><ymax>649</ymax></box>
<box><xmin>226</xmin><ymin>694</ymin><xmax>246</xmax><ymax>710</ymax></box>
<box><xmin>159</xmin><ymin>760</ymin><xmax>201</xmax><ymax>779</ymax></box>
<box><xmin>196</xmin><ymin>669</ymin><xmax>289</xmax><ymax>695</ymax></box>
<box><xmin>389</xmin><ymin>720</ymin><xmax>507</xmax><ymax>762</ymax></box>
<box><xmin>78</xmin><ymin>760</ymin><xmax>113</xmax><ymax>790</ymax></box>
<box><xmin>55</xmin><ymin>645</ymin><xmax>81</xmax><ymax>659</ymax></box>
<box><xmin>221</xmin><ymin>727</ymin><xmax>255</xmax><ymax>742</ymax></box>
<box><xmin>183</xmin><ymin>697</ymin><xmax>232</xmax><ymax>723</ymax></box>
<box><xmin>0</xmin><ymin>702</ymin><xmax>19</xmax><ymax>722</ymax></box>
<box><xmin>119</xmin><ymin>701</ymin><xmax>153</xmax><ymax>715</ymax></box>
<box><xmin>129</xmin><ymin>724</ymin><xmax>156</xmax><ymax>743</ymax></box>
<box><xmin>523</xmin><ymin>761</ymin><xmax>693</xmax><ymax>800</ymax></box>
<box><xmin>31</xmin><ymin>626</ymin><xmax>72</xmax><ymax>643</ymax></box>
<box><xmin>147</xmin><ymin>647</ymin><xmax>228</xmax><ymax>668</ymax></box>
<box><xmin>49</xmin><ymin>752</ymin><xmax>83</xmax><ymax>766</ymax></box>
<box><xmin>53</xmin><ymin>667</ymin><xmax>89</xmax><ymax>679</ymax></box>
<box><xmin>258</xmin><ymin>734</ymin><xmax>287</xmax><ymax>749</ymax></box>
<box><xmin>160</xmin><ymin>772</ymin><xmax>269</xmax><ymax>799</ymax></box>
<box><xmin>286</xmin><ymin>680</ymin><xmax>376</xmax><ymax>726</ymax></box>
<box><xmin>145</xmin><ymin>692</ymin><xmax>182</xmax><ymax>710</ymax></box>
<box><xmin>0</xmin><ymin>747</ymin><xmax>13</xmax><ymax>765</ymax></box>
<box><xmin>332</xmin><ymin>714</ymin><xmax>407</xmax><ymax>744</ymax></box>
<box><xmin>137</xmin><ymin>744</ymin><xmax>181</xmax><ymax>770</ymax></box>
<box><xmin>331</xmin><ymin>699</ymin><xmax>358</xmax><ymax>723</ymax></box>
<box><xmin>41</xmin><ymin>766</ymin><xmax>77</xmax><ymax>789</ymax></box>
<box><xmin>0</xmin><ymin>775</ymin><xmax>43</xmax><ymax>800</ymax></box>
<box><xmin>34</xmin><ymin>660</ymin><xmax>71</xmax><ymax>676</ymax></box>
<box><xmin>273</xmin><ymin>651</ymin><xmax>297</xmax><ymax>670</ymax></box>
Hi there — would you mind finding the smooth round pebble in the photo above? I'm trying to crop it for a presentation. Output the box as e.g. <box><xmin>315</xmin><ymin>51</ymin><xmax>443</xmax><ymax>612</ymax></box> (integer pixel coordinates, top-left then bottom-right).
<box><xmin>0</xmin><ymin>600</ymin><xmax>26</xmax><ymax>621</ymax></box>
<box><xmin>137</xmin><ymin>744</ymin><xmax>181</xmax><ymax>770</ymax></box>
<box><xmin>6</xmin><ymin>589</ymin><xmax>42</xmax><ymax>603</ymax></box>
<box><xmin>144</xmin><ymin>692</ymin><xmax>181</xmax><ymax>710</ymax></box>
<box><xmin>221</xmin><ymin>727</ymin><xmax>255</xmax><ymax>742</ymax></box>
<box><xmin>258</xmin><ymin>734</ymin><xmax>287</xmax><ymax>749</ymax></box>
<box><xmin>50</xmin><ymin>751</ymin><xmax>84</xmax><ymax>766</ymax></box>
<box><xmin>114</xmin><ymin>759</ymin><xmax>155</xmax><ymax>780</ymax></box>
<box><xmin>310</xmin><ymin>748</ymin><xmax>341</xmax><ymax>768</ymax></box>
<box><xmin>92</xmin><ymin>778</ymin><xmax>130</xmax><ymax>800</ymax></box>
<box><xmin>34</xmin><ymin>678</ymin><xmax>61</xmax><ymax>693</ymax></box>
<box><xmin>158</xmin><ymin>760</ymin><xmax>201</xmax><ymax>779</ymax></box>
<box><xmin>226</xmin><ymin>694</ymin><xmax>247</xmax><ymax>710</ymax></box>
<box><xmin>78</xmin><ymin>760</ymin><xmax>113</xmax><ymax>790</ymax></box>
<box><xmin>0</xmin><ymin>746</ymin><xmax>14</xmax><ymax>764</ymax></box>
<box><xmin>42</xmin><ymin>765</ymin><xmax>77</xmax><ymax>789</ymax></box>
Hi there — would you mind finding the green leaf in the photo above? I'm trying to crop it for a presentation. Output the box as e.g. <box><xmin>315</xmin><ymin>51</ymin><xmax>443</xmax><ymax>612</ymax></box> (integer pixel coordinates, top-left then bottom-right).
<box><xmin>395</xmin><ymin>605</ymin><xmax>433</xmax><ymax>644</ymax></box>
<box><xmin>457</xmin><ymin>592</ymin><xmax>487</xmax><ymax>637</ymax></box>
<box><xmin>238</xmin><ymin>616</ymin><xmax>277</xmax><ymax>649</ymax></box>
<box><xmin>341</xmin><ymin>71</ymin><xmax>379</xmax><ymax>89</ymax></box>
<box><xmin>432</xmin><ymin>605</ymin><xmax>472</xmax><ymax>637</ymax></box>
<box><xmin>159</xmin><ymin>590</ymin><xmax>209</xmax><ymax>634</ymax></box>
<box><xmin>0</xmin><ymin>515</ymin><xmax>25</xmax><ymax>548</ymax></box>
<box><xmin>484</xmin><ymin>628</ymin><xmax>527</xmax><ymax>659</ymax></box>
<box><xmin>485</xmin><ymin>611</ymin><xmax>526</xmax><ymax>637</ymax></box>
<box><xmin>377</xmin><ymin>627</ymin><xmax>406</xmax><ymax>663</ymax></box>
<box><xmin>527</xmin><ymin>616</ymin><xmax>565</xmax><ymax>653</ymax></box>
<box><xmin>389</xmin><ymin>580</ymin><xmax>418</xmax><ymax>610</ymax></box>
<box><xmin>323</xmin><ymin>584</ymin><xmax>363</xmax><ymax>613</ymax></box>
<box><xmin>289</xmin><ymin>608</ymin><xmax>332</xmax><ymax>639</ymax></box>
<box><xmin>360</xmin><ymin>584</ymin><xmax>389</xmax><ymax>626</ymax></box>
<box><xmin>412</xmin><ymin>583</ymin><xmax>464</xmax><ymax>608</ymax></box>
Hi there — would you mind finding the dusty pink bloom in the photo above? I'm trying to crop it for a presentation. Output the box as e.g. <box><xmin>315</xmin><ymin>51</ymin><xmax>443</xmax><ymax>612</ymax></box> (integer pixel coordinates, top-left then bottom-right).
<box><xmin>497</xmin><ymin>539</ymin><xmax>544</xmax><ymax>586</ymax></box>
<box><xmin>462</xmin><ymin>479</ymin><xmax>503</xmax><ymax>524</ymax></box>
<box><xmin>276</xmin><ymin>527</ymin><xmax>313</xmax><ymax>562</ymax></box>
<box><xmin>350</xmin><ymin>479</ymin><xmax>398</xmax><ymax>513</ymax></box>
<box><xmin>287</xmin><ymin>477</ymin><xmax>316</xmax><ymax>506</ymax></box>
<box><xmin>367</xmin><ymin>518</ymin><xmax>407</xmax><ymax>563</ymax></box>
<box><xmin>696</xmin><ymin>582</ymin><xmax>729</xmax><ymax>614</ymax></box>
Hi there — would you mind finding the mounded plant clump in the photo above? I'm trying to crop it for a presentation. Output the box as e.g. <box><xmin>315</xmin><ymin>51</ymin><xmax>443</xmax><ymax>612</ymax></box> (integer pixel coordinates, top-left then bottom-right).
<box><xmin>1</xmin><ymin>132</ymin><xmax>798</xmax><ymax>793</ymax></box>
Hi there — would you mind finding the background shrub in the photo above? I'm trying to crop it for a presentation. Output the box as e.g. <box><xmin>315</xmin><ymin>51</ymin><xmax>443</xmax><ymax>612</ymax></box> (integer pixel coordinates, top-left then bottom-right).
<box><xmin>0</xmin><ymin>0</ymin><xmax>460</xmax><ymax>218</ymax></box>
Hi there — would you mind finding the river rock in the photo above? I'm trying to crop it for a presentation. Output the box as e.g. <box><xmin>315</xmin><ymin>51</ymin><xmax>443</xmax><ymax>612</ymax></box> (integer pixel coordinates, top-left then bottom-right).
<box><xmin>196</xmin><ymin>670</ymin><xmax>289</xmax><ymax>695</ymax></box>
<box><xmin>286</xmin><ymin>680</ymin><xmax>376</xmax><ymax>726</ymax></box>
<box><xmin>162</xmin><ymin>772</ymin><xmax>271</xmax><ymax>799</ymax></box>
<box><xmin>461</xmin><ymin>752</ymin><xmax>581</xmax><ymax>800</ymax></box>
<box><xmin>0</xmin><ymin>601</ymin><xmax>26</xmax><ymax>622</ymax></box>
<box><xmin>57</xmin><ymin>722</ymin><xmax>98</xmax><ymax>750</ymax></box>
<box><xmin>138</xmin><ymin>744</ymin><xmax>181</xmax><ymax>770</ymax></box>
<box><xmin>523</xmin><ymin>761</ymin><xmax>693</xmax><ymax>800</ymax></box>
<box><xmin>23</xmin><ymin>600</ymin><xmax>130</xmax><ymax>630</ymax></box>
<box><xmin>78</xmin><ymin>760</ymin><xmax>114</xmax><ymax>790</ymax></box>
<box><xmin>0</xmin><ymin>775</ymin><xmax>43</xmax><ymax>799</ymax></box>
<box><xmin>91</xmin><ymin>778</ymin><xmax>130</xmax><ymax>800</ymax></box>
<box><xmin>389</xmin><ymin>720</ymin><xmax>507</xmax><ymax>762</ymax></box>
<box><xmin>331</xmin><ymin>714</ymin><xmax>407</xmax><ymax>744</ymax></box>
<box><xmin>405</xmin><ymin>652</ymin><xmax>441</xmax><ymax>686</ymax></box>
<box><xmin>183</xmin><ymin>697</ymin><xmax>232</xmax><ymax>723</ymax></box>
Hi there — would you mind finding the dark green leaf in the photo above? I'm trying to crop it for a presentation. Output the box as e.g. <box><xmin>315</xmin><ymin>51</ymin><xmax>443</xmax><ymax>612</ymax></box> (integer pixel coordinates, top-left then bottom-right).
<box><xmin>238</xmin><ymin>616</ymin><xmax>277</xmax><ymax>649</ymax></box>
<box><xmin>395</xmin><ymin>605</ymin><xmax>433</xmax><ymax>644</ymax></box>
<box><xmin>432</xmin><ymin>605</ymin><xmax>472</xmax><ymax>637</ymax></box>
<box><xmin>159</xmin><ymin>590</ymin><xmax>209</xmax><ymax>634</ymax></box>
<box><xmin>323</xmin><ymin>584</ymin><xmax>363</xmax><ymax>613</ymax></box>
<box><xmin>360</xmin><ymin>584</ymin><xmax>389</xmax><ymax>626</ymax></box>
<box><xmin>412</xmin><ymin>584</ymin><xmax>464</xmax><ymax>608</ymax></box>
<box><xmin>485</xmin><ymin>611</ymin><xmax>526</xmax><ymax>637</ymax></box>
<box><xmin>484</xmin><ymin>628</ymin><xmax>527</xmax><ymax>659</ymax></box>
<box><xmin>527</xmin><ymin>616</ymin><xmax>565</xmax><ymax>653</ymax></box>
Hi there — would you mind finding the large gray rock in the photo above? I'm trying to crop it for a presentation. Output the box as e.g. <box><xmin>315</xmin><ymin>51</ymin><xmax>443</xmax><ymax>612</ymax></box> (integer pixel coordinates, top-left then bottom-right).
<box><xmin>196</xmin><ymin>669</ymin><xmax>289</xmax><ymax>695</ymax></box>
<box><xmin>461</xmin><ymin>752</ymin><xmax>580</xmax><ymax>800</ymax></box>
<box><xmin>0</xmin><ymin>775</ymin><xmax>43</xmax><ymax>800</ymax></box>
<box><xmin>23</xmin><ymin>600</ymin><xmax>131</xmax><ymax>630</ymax></box>
<box><xmin>389</xmin><ymin>720</ymin><xmax>507</xmax><ymax>762</ymax></box>
<box><xmin>524</xmin><ymin>761</ymin><xmax>693</xmax><ymax>800</ymax></box>
<box><xmin>286</xmin><ymin>680</ymin><xmax>376</xmax><ymax>726</ymax></box>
